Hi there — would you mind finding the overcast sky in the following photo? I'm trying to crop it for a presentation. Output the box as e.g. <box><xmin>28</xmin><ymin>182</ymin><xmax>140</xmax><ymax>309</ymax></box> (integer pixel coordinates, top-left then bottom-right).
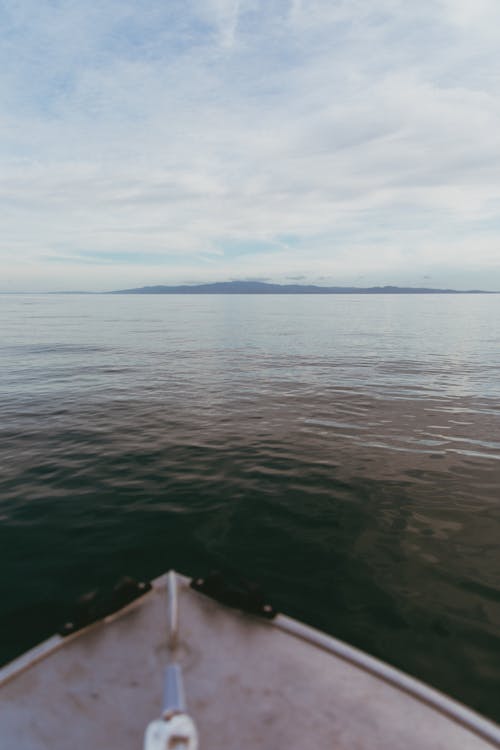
<box><xmin>2</xmin><ymin>0</ymin><xmax>500</xmax><ymax>291</ymax></box>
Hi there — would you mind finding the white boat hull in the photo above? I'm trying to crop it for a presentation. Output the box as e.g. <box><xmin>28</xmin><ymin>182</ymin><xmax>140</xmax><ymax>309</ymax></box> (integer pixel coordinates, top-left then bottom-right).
<box><xmin>1</xmin><ymin>571</ymin><xmax>499</xmax><ymax>749</ymax></box>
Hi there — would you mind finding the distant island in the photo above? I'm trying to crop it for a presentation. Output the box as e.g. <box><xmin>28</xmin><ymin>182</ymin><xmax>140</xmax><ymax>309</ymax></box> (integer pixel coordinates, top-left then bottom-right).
<box><xmin>111</xmin><ymin>281</ymin><xmax>490</xmax><ymax>295</ymax></box>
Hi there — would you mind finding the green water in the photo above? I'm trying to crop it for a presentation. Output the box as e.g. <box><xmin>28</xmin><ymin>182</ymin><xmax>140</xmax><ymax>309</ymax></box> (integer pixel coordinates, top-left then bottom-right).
<box><xmin>1</xmin><ymin>293</ymin><xmax>500</xmax><ymax>721</ymax></box>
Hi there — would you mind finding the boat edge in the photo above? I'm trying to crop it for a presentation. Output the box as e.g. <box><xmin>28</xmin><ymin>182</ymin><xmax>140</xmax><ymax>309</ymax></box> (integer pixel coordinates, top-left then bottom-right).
<box><xmin>1</xmin><ymin>570</ymin><xmax>499</xmax><ymax>747</ymax></box>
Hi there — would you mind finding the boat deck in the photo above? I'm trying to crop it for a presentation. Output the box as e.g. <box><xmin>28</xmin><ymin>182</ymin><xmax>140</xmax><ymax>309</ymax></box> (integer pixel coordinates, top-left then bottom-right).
<box><xmin>1</xmin><ymin>571</ymin><xmax>499</xmax><ymax>749</ymax></box>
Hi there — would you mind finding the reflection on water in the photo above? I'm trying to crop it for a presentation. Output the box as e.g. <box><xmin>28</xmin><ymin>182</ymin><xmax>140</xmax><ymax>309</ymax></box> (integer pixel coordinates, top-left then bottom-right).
<box><xmin>1</xmin><ymin>293</ymin><xmax>500</xmax><ymax>721</ymax></box>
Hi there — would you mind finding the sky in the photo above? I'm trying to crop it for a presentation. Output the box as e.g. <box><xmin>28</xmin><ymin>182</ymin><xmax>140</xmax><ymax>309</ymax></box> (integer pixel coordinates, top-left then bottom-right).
<box><xmin>1</xmin><ymin>0</ymin><xmax>500</xmax><ymax>291</ymax></box>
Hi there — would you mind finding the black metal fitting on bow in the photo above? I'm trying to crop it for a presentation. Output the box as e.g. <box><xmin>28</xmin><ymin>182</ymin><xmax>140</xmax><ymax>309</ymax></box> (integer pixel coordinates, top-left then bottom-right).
<box><xmin>59</xmin><ymin>576</ymin><xmax>152</xmax><ymax>636</ymax></box>
<box><xmin>191</xmin><ymin>571</ymin><xmax>277</xmax><ymax>619</ymax></box>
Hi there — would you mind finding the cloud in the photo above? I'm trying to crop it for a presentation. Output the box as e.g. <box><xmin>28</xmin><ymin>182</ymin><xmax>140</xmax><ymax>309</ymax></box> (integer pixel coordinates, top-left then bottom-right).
<box><xmin>1</xmin><ymin>0</ymin><xmax>500</xmax><ymax>289</ymax></box>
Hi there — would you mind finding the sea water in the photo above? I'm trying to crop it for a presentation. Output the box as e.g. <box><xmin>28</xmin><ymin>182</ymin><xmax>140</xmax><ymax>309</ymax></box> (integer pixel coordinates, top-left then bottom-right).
<box><xmin>1</xmin><ymin>293</ymin><xmax>499</xmax><ymax>720</ymax></box>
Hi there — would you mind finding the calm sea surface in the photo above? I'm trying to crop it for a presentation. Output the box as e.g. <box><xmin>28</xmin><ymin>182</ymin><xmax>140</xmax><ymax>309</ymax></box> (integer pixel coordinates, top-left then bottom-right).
<box><xmin>1</xmin><ymin>293</ymin><xmax>500</xmax><ymax>720</ymax></box>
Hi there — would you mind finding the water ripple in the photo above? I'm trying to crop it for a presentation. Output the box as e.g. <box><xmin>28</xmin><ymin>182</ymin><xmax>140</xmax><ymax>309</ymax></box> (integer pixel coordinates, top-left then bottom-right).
<box><xmin>0</xmin><ymin>293</ymin><xmax>499</xmax><ymax>721</ymax></box>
